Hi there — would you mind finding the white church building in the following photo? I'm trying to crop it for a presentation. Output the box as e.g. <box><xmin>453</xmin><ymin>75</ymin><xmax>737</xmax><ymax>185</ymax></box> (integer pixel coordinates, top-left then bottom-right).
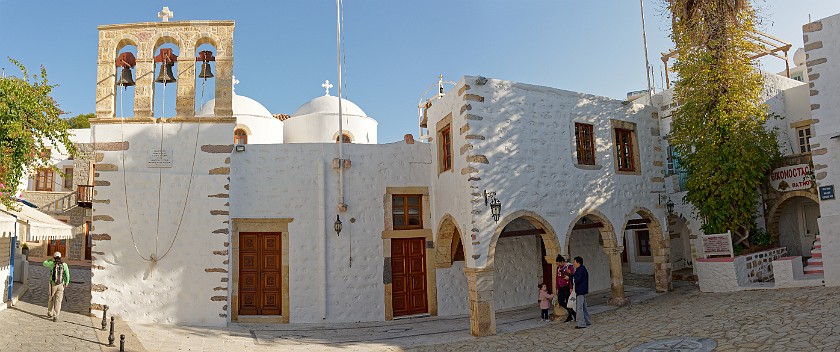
<box><xmin>86</xmin><ymin>17</ymin><xmax>673</xmax><ymax>336</ymax></box>
<box><xmin>71</xmin><ymin>9</ymin><xmax>840</xmax><ymax>337</ymax></box>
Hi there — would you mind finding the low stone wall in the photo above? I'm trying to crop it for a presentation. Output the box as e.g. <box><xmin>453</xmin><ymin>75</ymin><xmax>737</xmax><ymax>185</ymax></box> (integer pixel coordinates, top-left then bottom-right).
<box><xmin>695</xmin><ymin>247</ymin><xmax>787</xmax><ymax>292</ymax></box>
<box><xmin>773</xmin><ymin>256</ymin><xmax>825</xmax><ymax>288</ymax></box>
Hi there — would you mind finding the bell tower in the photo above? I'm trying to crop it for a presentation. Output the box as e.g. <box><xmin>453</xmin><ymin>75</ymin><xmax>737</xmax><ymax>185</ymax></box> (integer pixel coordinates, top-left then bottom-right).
<box><xmin>94</xmin><ymin>8</ymin><xmax>234</xmax><ymax>119</ymax></box>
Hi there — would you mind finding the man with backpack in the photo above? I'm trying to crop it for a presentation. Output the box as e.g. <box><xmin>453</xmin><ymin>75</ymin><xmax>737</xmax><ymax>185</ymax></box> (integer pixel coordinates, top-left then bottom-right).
<box><xmin>43</xmin><ymin>252</ymin><xmax>70</xmax><ymax>322</ymax></box>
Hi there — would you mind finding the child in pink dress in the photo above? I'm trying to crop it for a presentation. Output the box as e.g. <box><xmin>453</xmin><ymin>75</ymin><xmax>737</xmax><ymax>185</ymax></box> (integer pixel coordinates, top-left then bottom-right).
<box><xmin>538</xmin><ymin>283</ymin><xmax>555</xmax><ymax>321</ymax></box>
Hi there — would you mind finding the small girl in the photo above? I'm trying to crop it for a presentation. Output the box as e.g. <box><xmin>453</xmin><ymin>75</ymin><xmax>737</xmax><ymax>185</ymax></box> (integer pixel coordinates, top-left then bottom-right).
<box><xmin>538</xmin><ymin>283</ymin><xmax>555</xmax><ymax>321</ymax></box>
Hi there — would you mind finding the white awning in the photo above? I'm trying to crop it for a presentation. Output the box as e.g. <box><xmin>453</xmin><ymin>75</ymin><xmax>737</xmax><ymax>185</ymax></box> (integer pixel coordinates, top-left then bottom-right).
<box><xmin>0</xmin><ymin>211</ymin><xmax>15</xmax><ymax>238</ymax></box>
<box><xmin>0</xmin><ymin>204</ymin><xmax>73</xmax><ymax>241</ymax></box>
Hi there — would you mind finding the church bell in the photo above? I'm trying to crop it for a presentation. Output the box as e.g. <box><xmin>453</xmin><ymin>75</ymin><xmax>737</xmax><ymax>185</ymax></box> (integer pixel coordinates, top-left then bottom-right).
<box><xmin>117</xmin><ymin>66</ymin><xmax>135</xmax><ymax>87</ymax></box>
<box><xmin>198</xmin><ymin>62</ymin><xmax>214</xmax><ymax>79</ymax></box>
<box><xmin>155</xmin><ymin>62</ymin><xmax>177</xmax><ymax>84</ymax></box>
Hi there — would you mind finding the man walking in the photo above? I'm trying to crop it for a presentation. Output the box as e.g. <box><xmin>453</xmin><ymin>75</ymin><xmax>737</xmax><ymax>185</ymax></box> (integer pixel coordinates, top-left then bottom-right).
<box><xmin>572</xmin><ymin>256</ymin><xmax>590</xmax><ymax>329</ymax></box>
<box><xmin>43</xmin><ymin>252</ymin><xmax>70</xmax><ymax>322</ymax></box>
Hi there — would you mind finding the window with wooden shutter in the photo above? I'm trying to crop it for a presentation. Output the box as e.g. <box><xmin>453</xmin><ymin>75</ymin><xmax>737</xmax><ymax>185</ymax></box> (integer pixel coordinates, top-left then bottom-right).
<box><xmin>574</xmin><ymin>123</ymin><xmax>595</xmax><ymax>165</ymax></box>
<box><xmin>615</xmin><ymin>128</ymin><xmax>635</xmax><ymax>172</ymax></box>
<box><xmin>392</xmin><ymin>194</ymin><xmax>423</xmax><ymax>230</ymax></box>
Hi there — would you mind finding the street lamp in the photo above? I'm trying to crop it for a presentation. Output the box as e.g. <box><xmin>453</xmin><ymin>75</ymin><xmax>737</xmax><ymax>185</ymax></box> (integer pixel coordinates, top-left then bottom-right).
<box><xmin>334</xmin><ymin>214</ymin><xmax>343</xmax><ymax>236</ymax></box>
<box><xmin>484</xmin><ymin>190</ymin><xmax>502</xmax><ymax>222</ymax></box>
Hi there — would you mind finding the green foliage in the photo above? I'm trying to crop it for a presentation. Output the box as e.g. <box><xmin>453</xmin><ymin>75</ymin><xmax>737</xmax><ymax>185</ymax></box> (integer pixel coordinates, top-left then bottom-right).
<box><xmin>668</xmin><ymin>1</ymin><xmax>781</xmax><ymax>235</ymax></box>
<box><xmin>0</xmin><ymin>58</ymin><xmax>75</xmax><ymax>209</ymax></box>
<box><xmin>749</xmin><ymin>227</ymin><xmax>772</xmax><ymax>247</ymax></box>
<box><xmin>66</xmin><ymin>113</ymin><xmax>93</xmax><ymax>129</ymax></box>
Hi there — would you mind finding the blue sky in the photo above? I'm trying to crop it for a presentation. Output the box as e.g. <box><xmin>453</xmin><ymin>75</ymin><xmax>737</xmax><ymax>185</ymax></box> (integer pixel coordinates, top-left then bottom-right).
<box><xmin>2</xmin><ymin>1</ymin><xmax>839</xmax><ymax>143</ymax></box>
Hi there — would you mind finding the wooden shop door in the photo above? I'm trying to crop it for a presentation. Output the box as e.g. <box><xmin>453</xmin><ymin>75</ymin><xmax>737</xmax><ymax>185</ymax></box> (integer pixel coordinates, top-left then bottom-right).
<box><xmin>47</xmin><ymin>240</ymin><xmax>66</xmax><ymax>258</ymax></box>
<box><xmin>239</xmin><ymin>232</ymin><xmax>282</xmax><ymax>316</ymax></box>
<box><xmin>391</xmin><ymin>238</ymin><xmax>428</xmax><ymax>317</ymax></box>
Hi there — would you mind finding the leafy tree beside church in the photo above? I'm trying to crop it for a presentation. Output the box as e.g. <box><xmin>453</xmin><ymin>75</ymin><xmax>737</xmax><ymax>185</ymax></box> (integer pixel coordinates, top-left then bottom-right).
<box><xmin>667</xmin><ymin>0</ymin><xmax>781</xmax><ymax>242</ymax></box>
<box><xmin>0</xmin><ymin>59</ymin><xmax>75</xmax><ymax>208</ymax></box>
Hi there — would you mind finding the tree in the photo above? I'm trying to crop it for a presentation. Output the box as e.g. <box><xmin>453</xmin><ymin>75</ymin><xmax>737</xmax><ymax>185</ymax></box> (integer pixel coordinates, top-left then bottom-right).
<box><xmin>667</xmin><ymin>0</ymin><xmax>780</xmax><ymax>240</ymax></box>
<box><xmin>0</xmin><ymin>58</ymin><xmax>75</xmax><ymax>209</ymax></box>
<box><xmin>66</xmin><ymin>113</ymin><xmax>93</xmax><ymax>129</ymax></box>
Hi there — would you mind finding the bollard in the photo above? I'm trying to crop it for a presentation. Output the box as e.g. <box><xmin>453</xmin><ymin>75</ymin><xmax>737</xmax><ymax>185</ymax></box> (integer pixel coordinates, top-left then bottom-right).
<box><xmin>101</xmin><ymin>305</ymin><xmax>109</xmax><ymax>331</ymax></box>
<box><xmin>108</xmin><ymin>316</ymin><xmax>115</xmax><ymax>346</ymax></box>
<box><xmin>120</xmin><ymin>334</ymin><xmax>125</xmax><ymax>352</ymax></box>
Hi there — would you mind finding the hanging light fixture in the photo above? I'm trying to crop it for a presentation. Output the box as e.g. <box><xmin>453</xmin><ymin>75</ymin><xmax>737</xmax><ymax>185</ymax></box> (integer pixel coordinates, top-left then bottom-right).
<box><xmin>115</xmin><ymin>52</ymin><xmax>136</xmax><ymax>87</ymax></box>
<box><xmin>196</xmin><ymin>50</ymin><xmax>215</xmax><ymax>80</ymax></box>
<box><xmin>666</xmin><ymin>199</ymin><xmax>675</xmax><ymax>216</ymax></box>
<box><xmin>484</xmin><ymin>190</ymin><xmax>502</xmax><ymax>222</ymax></box>
<box><xmin>334</xmin><ymin>214</ymin><xmax>343</xmax><ymax>236</ymax></box>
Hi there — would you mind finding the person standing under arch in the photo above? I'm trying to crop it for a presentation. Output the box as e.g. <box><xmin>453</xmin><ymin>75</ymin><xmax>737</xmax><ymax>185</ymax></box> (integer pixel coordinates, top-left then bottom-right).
<box><xmin>572</xmin><ymin>256</ymin><xmax>590</xmax><ymax>329</ymax></box>
<box><xmin>556</xmin><ymin>255</ymin><xmax>576</xmax><ymax>323</ymax></box>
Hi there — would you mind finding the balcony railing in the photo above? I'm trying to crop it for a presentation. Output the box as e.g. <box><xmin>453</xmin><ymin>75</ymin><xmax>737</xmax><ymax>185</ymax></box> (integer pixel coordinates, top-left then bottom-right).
<box><xmin>77</xmin><ymin>185</ymin><xmax>94</xmax><ymax>208</ymax></box>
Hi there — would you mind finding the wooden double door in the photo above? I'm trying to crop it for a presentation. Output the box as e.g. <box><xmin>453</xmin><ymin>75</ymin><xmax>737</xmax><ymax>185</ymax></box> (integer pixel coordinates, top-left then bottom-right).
<box><xmin>239</xmin><ymin>232</ymin><xmax>282</xmax><ymax>316</ymax></box>
<box><xmin>391</xmin><ymin>238</ymin><xmax>428</xmax><ymax>317</ymax></box>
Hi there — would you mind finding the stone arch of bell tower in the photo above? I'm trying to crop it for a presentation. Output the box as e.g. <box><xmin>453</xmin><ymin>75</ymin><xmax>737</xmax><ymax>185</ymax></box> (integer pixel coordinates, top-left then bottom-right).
<box><xmin>95</xmin><ymin>19</ymin><xmax>234</xmax><ymax>119</ymax></box>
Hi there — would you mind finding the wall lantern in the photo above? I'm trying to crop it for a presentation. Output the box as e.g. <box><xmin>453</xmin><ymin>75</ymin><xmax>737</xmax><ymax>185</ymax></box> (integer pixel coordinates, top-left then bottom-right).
<box><xmin>666</xmin><ymin>199</ymin><xmax>675</xmax><ymax>216</ymax></box>
<box><xmin>484</xmin><ymin>190</ymin><xmax>502</xmax><ymax>222</ymax></box>
<box><xmin>334</xmin><ymin>214</ymin><xmax>343</xmax><ymax>236</ymax></box>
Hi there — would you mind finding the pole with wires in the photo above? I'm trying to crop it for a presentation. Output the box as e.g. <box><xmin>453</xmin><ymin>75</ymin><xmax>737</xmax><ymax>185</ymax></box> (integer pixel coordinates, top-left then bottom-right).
<box><xmin>336</xmin><ymin>0</ymin><xmax>346</xmax><ymax>212</ymax></box>
<box><xmin>639</xmin><ymin>0</ymin><xmax>653</xmax><ymax>100</ymax></box>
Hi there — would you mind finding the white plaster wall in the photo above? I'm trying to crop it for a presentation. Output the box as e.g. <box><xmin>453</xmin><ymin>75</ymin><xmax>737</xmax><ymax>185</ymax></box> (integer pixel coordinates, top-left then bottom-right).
<box><xmin>236</xmin><ymin>115</ymin><xmax>283</xmax><ymax>144</ymax></box>
<box><xmin>230</xmin><ymin>142</ymin><xmax>430</xmax><ymax>323</ymax></box>
<box><xmin>0</xmin><ymin>236</ymin><xmax>10</xmax><ymax>305</ymax></box>
<box><xmin>90</xmin><ymin>121</ymin><xmax>232</xmax><ymax>326</ymax></box>
<box><xmin>435</xmin><ymin>261</ymin><xmax>469</xmax><ymax>316</ymax></box>
<box><xmin>424</xmin><ymin>76</ymin><xmax>667</xmax><ymax>271</ymax></box>
<box><xmin>779</xmin><ymin>199</ymin><xmax>805</xmax><ymax>256</ymax></box>
<box><xmin>283</xmin><ymin>114</ymin><xmax>378</xmax><ymax>144</ymax></box>
<box><xmin>569</xmin><ymin>229</ymin><xmax>610</xmax><ymax>292</ymax></box>
<box><xmin>695</xmin><ymin>259</ymin><xmax>741</xmax><ymax>292</ymax></box>
<box><xmin>625</xmin><ymin>230</ymin><xmax>654</xmax><ymax>275</ymax></box>
<box><xmin>669</xmin><ymin>223</ymin><xmax>692</xmax><ymax>271</ymax></box>
<box><xmin>492</xmin><ymin>236</ymin><xmax>541</xmax><ymax>310</ymax></box>
<box><xmin>804</xmin><ymin>13</ymin><xmax>840</xmax><ymax>286</ymax></box>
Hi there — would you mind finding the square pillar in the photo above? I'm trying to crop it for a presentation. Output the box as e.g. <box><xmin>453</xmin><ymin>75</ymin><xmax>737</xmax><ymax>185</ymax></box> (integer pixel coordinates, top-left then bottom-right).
<box><xmin>465</xmin><ymin>267</ymin><xmax>495</xmax><ymax>337</ymax></box>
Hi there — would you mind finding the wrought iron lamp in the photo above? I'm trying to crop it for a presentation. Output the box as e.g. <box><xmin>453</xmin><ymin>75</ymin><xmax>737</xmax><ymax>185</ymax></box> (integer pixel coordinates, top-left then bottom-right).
<box><xmin>666</xmin><ymin>199</ymin><xmax>675</xmax><ymax>216</ymax></box>
<box><xmin>334</xmin><ymin>214</ymin><xmax>343</xmax><ymax>236</ymax></box>
<box><xmin>484</xmin><ymin>190</ymin><xmax>502</xmax><ymax>222</ymax></box>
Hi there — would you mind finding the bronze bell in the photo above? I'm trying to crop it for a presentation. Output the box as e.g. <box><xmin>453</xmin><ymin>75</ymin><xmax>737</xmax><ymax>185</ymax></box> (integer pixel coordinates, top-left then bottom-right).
<box><xmin>155</xmin><ymin>62</ymin><xmax>177</xmax><ymax>84</ymax></box>
<box><xmin>116</xmin><ymin>66</ymin><xmax>135</xmax><ymax>87</ymax></box>
<box><xmin>198</xmin><ymin>62</ymin><xmax>214</xmax><ymax>79</ymax></box>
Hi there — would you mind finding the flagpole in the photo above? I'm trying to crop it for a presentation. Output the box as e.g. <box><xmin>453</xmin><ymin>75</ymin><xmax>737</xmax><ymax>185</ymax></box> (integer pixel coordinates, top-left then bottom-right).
<box><xmin>640</xmin><ymin>0</ymin><xmax>653</xmax><ymax>100</ymax></box>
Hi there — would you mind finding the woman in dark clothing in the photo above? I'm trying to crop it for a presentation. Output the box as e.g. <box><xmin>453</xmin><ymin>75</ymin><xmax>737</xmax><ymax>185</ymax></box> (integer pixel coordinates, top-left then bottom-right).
<box><xmin>555</xmin><ymin>255</ymin><xmax>576</xmax><ymax>322</ymax></box>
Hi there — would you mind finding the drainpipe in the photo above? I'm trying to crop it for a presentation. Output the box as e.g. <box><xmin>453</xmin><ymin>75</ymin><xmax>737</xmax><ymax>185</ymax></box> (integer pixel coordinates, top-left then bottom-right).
<box><xmin>318</xmin><ymin>160</ymin><xmax>327</xmax><ymax>320</ymax></box>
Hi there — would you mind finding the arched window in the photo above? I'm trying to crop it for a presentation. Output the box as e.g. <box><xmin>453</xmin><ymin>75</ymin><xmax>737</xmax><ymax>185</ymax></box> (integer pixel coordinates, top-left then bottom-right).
<box><xmin>234</xmin><ymin>129</ymin><xmax>248</xmax><ymax>145</ymax></box>
<box><xmin>336</xmin><ymin>134</ymin><xmax>352</xmax><ymax>143</ymax></box>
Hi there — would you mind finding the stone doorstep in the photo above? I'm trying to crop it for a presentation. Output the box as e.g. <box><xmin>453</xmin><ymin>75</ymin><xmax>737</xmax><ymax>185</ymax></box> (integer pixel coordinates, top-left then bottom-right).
<box><xmin>92</xmin><ymin>315</ymin><xmax>148</xmax><ymax>352</ymax></box>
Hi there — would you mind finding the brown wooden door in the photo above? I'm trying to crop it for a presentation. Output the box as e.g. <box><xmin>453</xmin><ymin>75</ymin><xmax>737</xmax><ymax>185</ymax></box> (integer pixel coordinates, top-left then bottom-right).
<box><xmin>47</xmin><ymin>240</ymin><xmax>66</xmax><ymax>258</ymax></box>
<box><xmin>539</xmin><ymin>238</ymin><xmax>553</xmax><ymax>293</ymax></box>
<box><xmin>391</xmin><ymin>238</ymin><xmax>428</xmax><ymax>317</ymax></box>
<box><xmin>239</xmin><ymin>232</ymin><xmax>282</xmax><ymax>316</ymax></box>
<box><xmin>84</xmin><ymin>221</ymin><xmax>92</xmax><ymax>260</ymax></box>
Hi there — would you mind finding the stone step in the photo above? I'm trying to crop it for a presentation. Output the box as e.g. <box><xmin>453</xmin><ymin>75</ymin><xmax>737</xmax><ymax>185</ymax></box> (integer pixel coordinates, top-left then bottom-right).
<box><xmin>811</xmin><ymin>252</ymin><xmax>823</xmax><ymax>259</ymax></box>
<box><xmin>806</xmin><ymin>261</ymin><xmax>823</xmax><ymax>267</ymax></box>
<box><xmin>805</xmin><ymin>269</ymin><xmax>824</xmax><ymax>274</ymax></box>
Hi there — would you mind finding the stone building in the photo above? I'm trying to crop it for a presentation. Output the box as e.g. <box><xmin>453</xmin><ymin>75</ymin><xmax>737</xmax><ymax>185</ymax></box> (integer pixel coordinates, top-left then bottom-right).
<box><xmin>87</xmin><ymin>14</ymin><xmax>673</xmax><ymax>336</ymax></box>
<box><xmin>803</xmin><ymin>12</ymin><xmax>840</xmax><ymax>287</ymax></box>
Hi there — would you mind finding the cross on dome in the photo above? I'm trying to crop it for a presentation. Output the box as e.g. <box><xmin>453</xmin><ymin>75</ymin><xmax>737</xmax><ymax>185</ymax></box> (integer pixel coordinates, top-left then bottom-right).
<box><xmin>157</xmin><ymin>7</ymin><xmax>174</xmax><ymax>22</ymax></box>
<box><xmin>321</xmin><ymin>80</ymin><xmax>334</xmax><ymax>96</ymax></box>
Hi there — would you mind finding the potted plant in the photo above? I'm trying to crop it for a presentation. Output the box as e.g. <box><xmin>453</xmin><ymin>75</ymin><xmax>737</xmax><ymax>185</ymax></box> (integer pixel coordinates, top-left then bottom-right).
<box><xmin>21</xmin><ymin>243</ymin><xmax>29</xmax><ymax>257</ymax></box>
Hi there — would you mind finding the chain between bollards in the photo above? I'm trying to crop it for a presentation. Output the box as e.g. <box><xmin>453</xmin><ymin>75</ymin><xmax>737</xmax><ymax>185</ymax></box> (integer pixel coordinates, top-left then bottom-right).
<box><xmin>108</xmin><ymin>316</ymin><xmax>115</xmax><ymax>346</ymax></box>
<box><xmin>120</xmin><ymin>334</ymin><xmax>125</xmax><ymax>352</ymax></box>
<box><xmin>101</xmin><ymin>305</ymin><xmax>109</xmax><ymax>331</ymax></box>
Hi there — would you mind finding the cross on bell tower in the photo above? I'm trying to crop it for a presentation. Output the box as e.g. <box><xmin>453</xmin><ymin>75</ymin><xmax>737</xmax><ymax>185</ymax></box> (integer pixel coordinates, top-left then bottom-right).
<box><xmin>321</xmin><ymin>80</ymin><xmax>334</xmax><ymax>96</ymax></box>
<box><xmin>158</xmin><ymin>7</ymin><xmax>174</xmax><ymax>22</ymax></box>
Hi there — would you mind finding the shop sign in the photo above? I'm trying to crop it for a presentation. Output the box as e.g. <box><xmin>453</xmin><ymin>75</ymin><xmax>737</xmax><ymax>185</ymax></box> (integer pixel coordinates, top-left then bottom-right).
<box><xmin>769</xmin><ymin>164</ymin><xmax>812</xmax><ymax>192</ymax></box>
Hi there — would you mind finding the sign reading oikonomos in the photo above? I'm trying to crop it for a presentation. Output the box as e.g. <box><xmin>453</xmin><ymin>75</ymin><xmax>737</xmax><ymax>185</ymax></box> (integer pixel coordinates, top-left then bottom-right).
<box><xmin>769</xmin><ymin>164</ymin><xmax>812</xmax><ymax>192</ymax></box>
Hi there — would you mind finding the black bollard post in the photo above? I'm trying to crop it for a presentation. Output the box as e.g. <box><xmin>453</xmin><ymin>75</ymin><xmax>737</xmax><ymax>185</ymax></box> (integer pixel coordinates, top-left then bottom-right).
<box><xmin>120</xmin><ymin>334</ymin><xmax>125</xmax><ymax>352</ymax></box>
<box><xmin>101</xmin><ymin>305</ymin><xmax>109</xmax><ymax>331</ymax></box>
<box><xmin>108</xmin><ymin>316</ymin><xmax>115</xmax><ymax>346</ymax></box>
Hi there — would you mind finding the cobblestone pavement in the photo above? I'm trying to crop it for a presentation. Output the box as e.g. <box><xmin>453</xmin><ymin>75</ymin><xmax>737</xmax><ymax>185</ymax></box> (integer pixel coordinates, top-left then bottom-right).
<box><xmin>0</xmin><ymin>262</ymin><xmax>102</xmax><ymax>351</ymax></box>
<box><xmin>21</xmin><ymin>261</ymin><xmax>93</xmax><ymax>315</ymax></box>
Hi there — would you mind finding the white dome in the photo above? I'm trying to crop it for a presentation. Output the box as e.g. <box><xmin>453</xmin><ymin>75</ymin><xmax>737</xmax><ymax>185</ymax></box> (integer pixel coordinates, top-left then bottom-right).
<box><xmin>198</xmin><ymin>93</ymin><xmax>273</xmax><ymax>118</ymax></box>
<box><xmin>793</xmin><ymin>48</ymin><xmax>806</xmax><ymax>67</ymax></box>
<box><xmin>292</xmin><ymin>95</ymin><xmax>368</xmax><ymax>117</ymax></box>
